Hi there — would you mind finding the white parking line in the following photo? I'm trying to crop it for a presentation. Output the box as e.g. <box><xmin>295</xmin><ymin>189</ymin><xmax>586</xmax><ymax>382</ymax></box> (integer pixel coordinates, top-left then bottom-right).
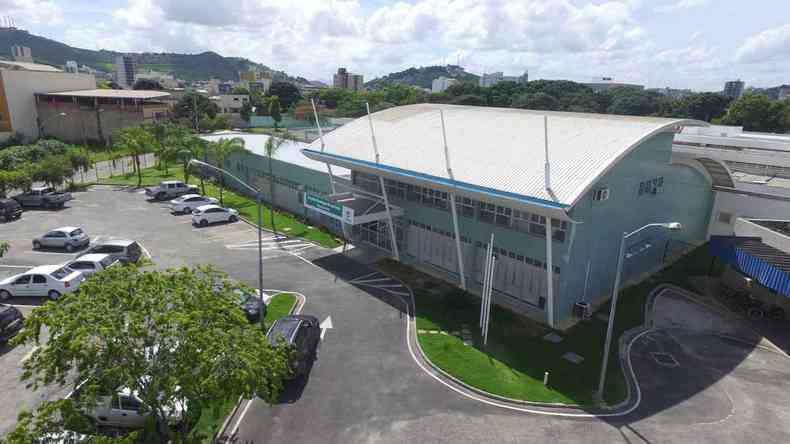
<box><xmin>0</xmin><ymin>265</ymin><xmax>35</xmax><ymax>268</ymax></box>
<box><xmin>19</xmin><ymin>346</ymin><xmax>38</xmax><ymax>364</ymax></box>
<box><xmin>24</xmin><ymin>251</ymin><xmax>75</xmax><ymax>256</ymax></box>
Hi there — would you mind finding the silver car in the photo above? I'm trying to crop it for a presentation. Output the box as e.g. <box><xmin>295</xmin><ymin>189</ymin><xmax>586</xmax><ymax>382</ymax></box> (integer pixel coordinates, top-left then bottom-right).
<box><xmin>78</xmin><ymin>239</ymin><xmax>143</xmax><ymax>264</ymax></box>
<box><xmin>32</xmin><ymin>227</ymin><xmax>89</xmax><ymax>252</ymax></box>
<box><xmin>65</xmin><ymin>253</ymin><xmax>119</xmax><ymax>277</ymax></box>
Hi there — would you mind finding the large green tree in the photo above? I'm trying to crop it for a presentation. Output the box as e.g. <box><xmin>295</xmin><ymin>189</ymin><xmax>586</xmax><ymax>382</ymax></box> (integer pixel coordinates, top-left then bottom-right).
<box><xmin>115</xmin><ymin>127</ymin><xmax>155</xmax><ymax>187</ymax></box>
<box><xmin>5</xmin><ymin>265</ymin><xmax>290</xmax><ymax>442</ymax></box>
<box><xmin>132</xmin><ymin>79</ymin><xmax>164</xmax><ymax>90</ymax></box>
<box><xmin>722</xmin><ymin>93</ymin><xmax>789</xmax><ymax>132</ymax></box>
<box><xmin>174</xmin><ymin>93</ymin><xmax>219</xmax><ymax>130</ymax></box>
<box><xmin>267</xmin><ymin>82</ymin><xmax>302</xmax><ymax>109</ymax></box>
<box><xmin>209</xmin><ymin>137</ymin><xmax>249</xmax><ymax>205</ymax></box>
<box><xmin>268</xmin><ymin>96</ymin><xmax>282</xmax><ymax>129</ymax></box>
<box><xmin>262</xmin><ymin>135</ymin><xmax>288</xmax><ymax>233</ymax></box>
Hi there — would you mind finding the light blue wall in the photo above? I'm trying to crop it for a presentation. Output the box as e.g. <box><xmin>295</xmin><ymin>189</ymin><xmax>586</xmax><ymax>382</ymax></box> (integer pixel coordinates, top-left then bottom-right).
<box><xmin>560</xmin><ymin>132</ymin><xmax>714</xmax><ymax>320</ymax></box>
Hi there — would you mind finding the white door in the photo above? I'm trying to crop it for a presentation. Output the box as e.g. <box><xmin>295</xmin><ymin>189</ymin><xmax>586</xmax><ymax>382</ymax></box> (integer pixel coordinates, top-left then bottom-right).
<box><xmin>29</xmin><ymin>275</ymin><xmax>50</xmax><ymax>296</ymax></box>
<box><xmin>9</xmin><ymin>275</ymin><xmax>31</xmax><ymax>296</ymax></box>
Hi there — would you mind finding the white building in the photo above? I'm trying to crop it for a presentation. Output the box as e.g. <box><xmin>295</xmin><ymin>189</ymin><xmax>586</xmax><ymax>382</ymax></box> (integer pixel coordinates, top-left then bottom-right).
<box><xmin>115</xmin><ymin>55</ymin><xmax>136</xmax><ymax>89</ymax></box>
<box><xmin>65</xmin><ymin>61</ymin><xmax>78</xmax><ymax>74</ymax></box>
<box><xmin>431</xmin><ymin>76</ymin><xmax>458</xmax><ymax>93</ymax></box>
<box><xmin>11</xmin><ymin>45</ymin><xmax>33</xmax><ymax>63</ymax></box>
<box><xmin>479</xmin><ymin>71</ymin><xmax>528</xmax><ymax>88</ymax></box>
<box><xmin>212</xmin><ymin>94</ymin><xmax>249</xmax><ymax>114</ymax></box>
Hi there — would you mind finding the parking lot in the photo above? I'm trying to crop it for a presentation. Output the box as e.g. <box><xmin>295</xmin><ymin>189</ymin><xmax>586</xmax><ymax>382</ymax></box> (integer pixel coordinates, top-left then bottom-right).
<box><xmin>2</xmin><ymin>186</ymin><xmax>790</xmax><ymax>443</ymax></box>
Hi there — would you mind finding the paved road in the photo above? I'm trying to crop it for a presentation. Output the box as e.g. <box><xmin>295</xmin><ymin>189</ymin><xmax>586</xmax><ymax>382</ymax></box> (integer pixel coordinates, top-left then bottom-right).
<box><xmin>2</xmin><ymin>188</ymin><xmax>789</xmax><ymax>443</ymax></box>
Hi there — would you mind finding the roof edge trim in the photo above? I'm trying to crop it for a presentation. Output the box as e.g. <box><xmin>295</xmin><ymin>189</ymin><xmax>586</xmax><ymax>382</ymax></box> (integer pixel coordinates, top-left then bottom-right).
<box><xmin>302</xmin><ymin>149</ymin><xmax>570</xmax><ymax>211</ymax></box>
<box><xmin>567</xmin><ymin>119</ymin><xmax>707</xmax><ymax>208</ymax></box>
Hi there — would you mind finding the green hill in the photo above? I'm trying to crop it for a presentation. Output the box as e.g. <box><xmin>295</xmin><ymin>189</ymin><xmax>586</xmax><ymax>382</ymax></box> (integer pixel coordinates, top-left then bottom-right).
<box><xmin>366</xmin><ymin>65</ymin><xmax>479</xmax><ymax>90</ymax></box>
<box><xmin>0</xmin><ymin>28</ymin><xmax>293</xmax><ymax>82</ymax></box>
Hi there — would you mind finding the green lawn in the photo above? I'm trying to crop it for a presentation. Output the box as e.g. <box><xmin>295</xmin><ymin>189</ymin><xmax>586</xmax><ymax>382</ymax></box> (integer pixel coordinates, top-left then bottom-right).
<box><xmin>87</xmin><ymin>146</ymin><xmax>132</xmax><ymax>163</ymax></box>
<box><xmin>99</xmin><ymin>167</ymin><xmax>341</xmax><ymax>248</ymax></box>
<box><xmin>189</xmin><ymin>292</ymin><xmax>297</xmax><ymax>442</ymax></box>
<box><xmin>378</xmin><ymin>244</ymin><xmax>720</xmax><ymax>406</ymax></box>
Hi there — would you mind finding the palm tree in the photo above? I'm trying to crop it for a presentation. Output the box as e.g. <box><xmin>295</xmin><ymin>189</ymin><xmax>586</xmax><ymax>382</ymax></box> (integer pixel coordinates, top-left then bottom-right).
<box><xmin>262</xmin><ymin>134</ymin><xmax>288</xmax><ymax>233</ymax></box>
<box><xmin>208</xmin><ymin>137</ymin><xmax>248</xmax><ymax>205</ymax></box>
<box><xmin>116</xmin><ymin>127</ymin><xmax>155</xmax><ymax>187</ymax></box>
<box><xmin>177</xmin><ymin>136</ymin><xmax>204</xmax><ymax>185</ymax></box>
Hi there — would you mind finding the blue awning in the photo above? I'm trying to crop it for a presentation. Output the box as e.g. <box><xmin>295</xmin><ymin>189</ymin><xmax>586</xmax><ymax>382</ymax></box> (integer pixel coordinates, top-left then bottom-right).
<box><xmin>710</xmin><ymin>236</ymin><xmax>790</xmax><ymax>297</ymax></box>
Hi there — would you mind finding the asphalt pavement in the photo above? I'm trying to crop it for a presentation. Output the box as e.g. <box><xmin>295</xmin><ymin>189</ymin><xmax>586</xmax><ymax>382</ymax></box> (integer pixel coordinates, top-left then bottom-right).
<box><xmin>1</xmin><ymin>187</ymin><xmax>789</xmax><ymax>443</ymax></box>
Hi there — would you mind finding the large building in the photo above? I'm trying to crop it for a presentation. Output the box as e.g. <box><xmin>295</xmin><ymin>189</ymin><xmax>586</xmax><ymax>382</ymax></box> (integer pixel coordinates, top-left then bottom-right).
<box><xmin>333</xmin><ymin>68</ymin><xmax>364</xmax><ymax>92</ymax></box>
<box><xmin>432</xmin><ymin>76</ymin><xmax>458</xmax><ymax>93</ymax></box>
<box><xmin>0</xmin><ymin>61</ymin><xmax>95</xmax><ymax>142</ymax></box>
<box><xmin>11</xmin><ymin>45</ymin><xmax>33</xmax><ymax>63</ymax></box>
<box><xmin>723</xmin><ymin>80</ymin><xmax>745</xmax><ymax>99</ymax></box>
<box><xmin>215</xmin><ymin>104</ymin><xmax>728</xmax><ymax>328</ymax></box>
<box><xmin>479</xmin><ymin>71</ymin><xmax>528</xmax><ymax>87</ymax></box>
<box><xmin>115</xmin><ymin>55</ymin><xmax>136</xmax><ymax>89</ymax></box>
<box><xmin>35</xmin><ymin>89</ymin><xmax>171</xmax><ymax>144</ymax></box>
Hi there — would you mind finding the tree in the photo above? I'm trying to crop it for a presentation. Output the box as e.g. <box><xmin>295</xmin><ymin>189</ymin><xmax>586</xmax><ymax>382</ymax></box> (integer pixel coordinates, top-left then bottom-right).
<box><xmin>208</xmin><ymin>137</ymin><xmax>249</xmax><ymax>205</ymax></box>
<box><xmin>174</xmin><ymin>93</ymin><xmax>219</xmax><ymax>130</ymax></box>
<box><xmin>0</xmin><ymin>169</ymin><xmax>32</xmax><ymax>198</ymax></box>
<box><xmin>262</xmin><ymin>135</ymin><xmax>288</xmax><ymax>233</ymax></box>
<box><xmin>178</xmin><ymin>136</ymin><xmax>205</xmax><ymax>185</ymax></box>
<box><xmin>115</xmin><ymin>127</ymin><xmax>155</xmax><ymax>187</ymax></box>
<box><xmin>6</xmin><ymin>265</ymin><xmax>290</xmax><ymax>442</ymax></box>
<box><xmin>240</xmin><ymin>100</ymin><xmax>253</xmax><ymax>122</ymax></box>
<box><xmin>450</xmin><ymin>94</ymin><xmax>487</xmax><ymax>106</ymax></box>
<box><xmin>65</xmin><ymin>148</ymin><xmax>92</xmax><ymax>184</ymax></box>
<box><xmin>132</xmin><ymin>79</ymin><xmax>164</xmax><ymax>90</ymax></box>
<box><xmin>232</xmin><ymin>86</ymin><xmax>251</xmax><ymax>95</ymax></box>
<box><xmin>722</xmin><ymin>93</ymin><xmax>788</xmax><ymax>132</ymax></box>
<box><xmin>675</xmin><ymin>92</ymin><xmax>730</xmax><ymax>122</ymax></box>
<box><xmin>0</xmin><ymin>241</ymin><xmax>8</xmax><ymax>257</ymax></box>
<box><xmin>511</xmin><ymin>92</ymin><xmax>560</xmax><ymax>111</ymax></box>
<box><xmin>269</xmin><ymin>96</ymin><xmax>282</xmax><ymax>129</ymax></box>
<box><xmin>33</xmin><ymin>155</ymin><xmax>73</xmax><ymax>188</ymax></box>
<box><xmin>267</xmin><ymin>82</ymin><xmax>302</xmax><ymax>109</ymax></box>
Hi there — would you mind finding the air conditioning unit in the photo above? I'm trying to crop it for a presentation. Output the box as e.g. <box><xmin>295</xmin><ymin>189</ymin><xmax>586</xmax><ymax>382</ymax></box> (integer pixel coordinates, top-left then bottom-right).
<box><xmin>574</xmin><ymin>301</ymin><xmax>591</xmax><ymax>320</ymax></box>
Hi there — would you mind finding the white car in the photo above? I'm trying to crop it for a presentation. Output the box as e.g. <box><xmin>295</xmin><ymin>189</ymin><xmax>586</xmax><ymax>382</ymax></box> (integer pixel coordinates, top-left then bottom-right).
<box><xmin>168</xmin><ymin>194</ymin><xmax>218</xmax><ymax>214</ymax></box>
<box><xmin>0</xmin><ymin>265</ymin><xmax>85</xmax><ymax>300</ymax></box>
<box><xmin>65</xmin><ymin>253</ymin><xmax>119</xmax><ymax>277</ymax></box>
<box><xmin>191</xmin><ymin>204</ymin><xmax>239</xmax><ymax>227</ymax></box>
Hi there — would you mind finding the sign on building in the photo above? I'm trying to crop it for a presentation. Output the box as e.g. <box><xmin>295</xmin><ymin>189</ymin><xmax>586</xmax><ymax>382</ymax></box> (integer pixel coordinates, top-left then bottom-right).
<box><xmin>304</xmin><ymin>193</ymin><xmax>354</xmax><ymax>224</ymax></box>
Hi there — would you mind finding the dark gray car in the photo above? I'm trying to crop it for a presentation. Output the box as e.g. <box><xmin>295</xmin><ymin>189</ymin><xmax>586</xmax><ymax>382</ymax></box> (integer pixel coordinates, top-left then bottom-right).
<box><xmin>79</xmin><ymin>239</ymin><xmax>143</xmax><ymax>264</ymax></box>
<box><xmin>266</xmin><ymin>315</ymin><xmax>320</xmax><ymax>378</ymax></box>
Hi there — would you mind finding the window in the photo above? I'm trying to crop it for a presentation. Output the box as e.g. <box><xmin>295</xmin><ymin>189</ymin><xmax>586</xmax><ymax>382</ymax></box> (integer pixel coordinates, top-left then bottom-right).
<box><xmin>120</xmin><ymin>395</ymin><xmax>142</xmax><ymax>412</ymax></box>
<box><xmin>592</xmin><ymin>188</ymin><xmax>609</xmax><ymax>201</ymax></box>
<box><xmin>529</xmin><ymin>214</ymin><xmax>546</xmax><ymax>237</ymax></box>
<box><xmin>495</xmin><ymin>206</ymin><xmax>512</xmax><ymax>227</ymax></box>
<box><xmin>13</xmin><ymin>275</ymin><xmax>31</xmax><ymax>285</ymax></box>
<box><xmin>513</xmin><ymin>210</ymin><xmax>531</xmax><ymax>233</ymax></box>
<box><xmin>551</xmin><ymin>219</ymin><xmax>569</xmax><ymax>243</ymax></box>
<box><xmin>718</xmin><ymin>212</ymin><xmax>733</xmax><ymax>225</ymax></box>
<box><xmin>46</xmin><ymin>231</ymin><xmax>66</xmax><ymax>238</ymax></box>
<box><xmin>455</xmin><ymin>196</ymin><xmax>475</xmax><ymax>218</ymax></box>
<box><xmin>478</xmin><ymin>202</ymin><xmax>495</xmax><ymax>223</ymax></box>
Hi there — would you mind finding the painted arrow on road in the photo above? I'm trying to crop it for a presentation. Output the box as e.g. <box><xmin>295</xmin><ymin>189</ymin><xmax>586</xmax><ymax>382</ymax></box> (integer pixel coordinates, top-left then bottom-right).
<box><xmin>320</xmin><ymin>316</ymin><xmax>333</xmax><ymax>341</ymax></box>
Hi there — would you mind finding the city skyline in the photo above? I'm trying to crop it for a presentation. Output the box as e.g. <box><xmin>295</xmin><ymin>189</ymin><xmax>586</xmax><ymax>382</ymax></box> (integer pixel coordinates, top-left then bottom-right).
<box><xmin>3</xmin><ymin>0</ymin><xmax>790</xmax><ymax>91</ymax></box>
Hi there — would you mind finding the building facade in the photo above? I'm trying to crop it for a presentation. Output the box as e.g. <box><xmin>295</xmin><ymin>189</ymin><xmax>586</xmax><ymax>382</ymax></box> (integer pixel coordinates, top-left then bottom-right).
<box><xmin>115</xmin><ymin>55</ymin><xmax>136</xmax><ymax>89</ymax></box>
<box><xmin>432</xmin><ymin>76</ymin><xmax>458</xmax><ymax>93</ymax></box>
<box><xmin>212</xmin><ymin>94</ymin><xmax>249</xmax><ymax>114</ymax></box>
<box><xmin>11</xmin><ymin>45</ymin><xmax>32</xmax><ymax>63</ymax></box>
<box><xmin>723</xmin><ymin>80</ymin><xmax>745</xmax><ymax>99</ymax></box>
<box><xmin>333</xmin><ymin>68</ymin><xmax>364</xmax><ymax>92</ymax></box>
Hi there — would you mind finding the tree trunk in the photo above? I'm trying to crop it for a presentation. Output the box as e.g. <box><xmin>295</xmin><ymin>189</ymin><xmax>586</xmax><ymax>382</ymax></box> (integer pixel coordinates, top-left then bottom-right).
<box><xmin>135</xmin><ymin>155</ymin><xmax>142</xmax><ymax>188</ymax></box>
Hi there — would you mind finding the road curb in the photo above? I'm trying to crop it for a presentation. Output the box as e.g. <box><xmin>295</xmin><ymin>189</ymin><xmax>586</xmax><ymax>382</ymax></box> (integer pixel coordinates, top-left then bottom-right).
<box><xmin>214</xmin><ymin>290</ymin><xmax>305</xmax><ymax>443</ymax></box>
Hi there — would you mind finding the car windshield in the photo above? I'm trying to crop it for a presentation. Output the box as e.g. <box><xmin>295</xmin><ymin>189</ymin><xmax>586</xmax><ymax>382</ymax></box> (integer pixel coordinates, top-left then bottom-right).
<box><xmin>69</xmin><ymin>229</ymin><xmax>83</xmax><ymax>236</ymax></box>
<box><xmin>51</xmin><ymin>267</ymin><xmax>72</xmax><ymax>280</ymax></box>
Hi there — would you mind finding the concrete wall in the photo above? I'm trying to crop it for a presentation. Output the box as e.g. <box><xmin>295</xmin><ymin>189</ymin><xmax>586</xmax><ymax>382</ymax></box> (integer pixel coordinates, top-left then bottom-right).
<box><xmin>562</xmin><ymin>132</ymin><xmax>714</xmax><ymax>323</ymax></box>
<box><xmin>708</xmin><ymin>190</ymin><xmax>790</xmax><ymax>237</ymax></box>
<box><xmin>734</xmin><ymin>218</ymin><xmax>790</xmax><ymax>252</ymax></box>
<box><xmin>0</xmin><ymin>70</ymin><xmax>95</xmax><ymax>141</ymax></box>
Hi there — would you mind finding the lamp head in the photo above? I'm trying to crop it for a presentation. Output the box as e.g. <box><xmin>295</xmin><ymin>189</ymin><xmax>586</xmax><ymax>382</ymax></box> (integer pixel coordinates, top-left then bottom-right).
<box><xmin>663</xmin><ymin>222</ymin><xmax>682</xmax><ymax>231</ymax></box>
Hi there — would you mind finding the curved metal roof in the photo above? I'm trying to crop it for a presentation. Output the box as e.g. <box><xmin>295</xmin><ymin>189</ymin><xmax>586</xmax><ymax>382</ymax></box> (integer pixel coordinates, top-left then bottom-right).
<box><xmin>304</xmin><ymin>104</ymin><xmax>705</xmax><ymax>208</ymax></box>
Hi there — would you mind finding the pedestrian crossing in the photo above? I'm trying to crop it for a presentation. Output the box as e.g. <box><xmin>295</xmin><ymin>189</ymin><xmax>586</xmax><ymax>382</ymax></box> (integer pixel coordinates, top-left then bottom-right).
<box><xmin>203</xmin><ymin>224</ymin><xmax>316</xmax><ymax>255</ymax></box>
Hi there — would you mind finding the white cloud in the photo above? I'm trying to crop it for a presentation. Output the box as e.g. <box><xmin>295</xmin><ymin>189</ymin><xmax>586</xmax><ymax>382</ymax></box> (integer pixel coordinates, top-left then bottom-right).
<box><xmin>654</xmin><ymin>0</ymin><xmax>710</xmax><ymax>13</ymax></box>
<box><xmin>736</xmin><ymin>24</ymin><xmax>790</xmax><ymax>63</ymax></box>
<box><xmin>0</xmin><ymin>0</ymin><xmax>61</xmax><ymax>25</ymax></box>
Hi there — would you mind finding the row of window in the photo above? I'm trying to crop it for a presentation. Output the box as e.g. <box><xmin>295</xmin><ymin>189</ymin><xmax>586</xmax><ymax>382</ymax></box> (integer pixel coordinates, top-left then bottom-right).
<box><xmin>353</xmin><ymin>172</ymin><xmax>570</xmax><ymax>243</ymax></box>
<box><xmin>405</xmin><ymin>219</ymin><xmax>560</xmax><ymax>274</ymax></box>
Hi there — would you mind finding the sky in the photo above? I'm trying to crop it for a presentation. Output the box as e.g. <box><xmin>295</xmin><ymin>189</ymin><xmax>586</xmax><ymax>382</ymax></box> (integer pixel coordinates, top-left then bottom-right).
<box><xmin>3</xmin><ymin>0</ymin><xmax>790</xmax><ymax>91</ymax></box>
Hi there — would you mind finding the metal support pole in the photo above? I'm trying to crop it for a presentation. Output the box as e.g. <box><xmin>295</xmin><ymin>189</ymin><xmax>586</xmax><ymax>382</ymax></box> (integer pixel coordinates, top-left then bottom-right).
<box><xmin>257</xmin><ymin>190</ymin><xmax>265</xmax><ymax>320</ymax></box>
<box><xmin>366</xmin><ymin>102</ymin><xmax>400</xmax><ymax>261</ymax></box>
<box><xmin>439</xmin><ymin>109</ymin><xmax>467</xmax><ymax>290</ymax></box>
<box><xmin>311</xmin><ymin>98</ymin><xmax>336</xmax><ymax>194</ymax></box>
<box><xmin>484</xmin><ymin>256</ymin><xmax>496</xmax><ymax>346</ymax></box>
<box><xmin>480</xmin><ymin>234</ymin><xmax>494</xmax><ymax>328</ymax></box>
<box><xmin>596</xmin><ymin>231</ymin><xmax>627</xmax><ymax>402</ymax></box>
<box><xmin>545</xmin><ymin>216</ymin><xmax>555</xmax><ymax>328</ymax></box>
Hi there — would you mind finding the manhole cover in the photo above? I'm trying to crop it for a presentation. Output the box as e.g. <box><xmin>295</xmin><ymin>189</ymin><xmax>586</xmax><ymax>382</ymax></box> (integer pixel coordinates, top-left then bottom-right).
<box><xmin>651</xmin><ymin>352</ymin><xmax>679</xmax><ymax>367</ymax></box>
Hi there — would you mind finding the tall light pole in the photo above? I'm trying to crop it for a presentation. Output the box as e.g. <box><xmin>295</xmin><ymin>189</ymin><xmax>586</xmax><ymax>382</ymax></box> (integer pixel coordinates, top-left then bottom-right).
<box><xmin>596</xmin><ymin>221</ymin><xmax>682</xmax><ymax>403</ymax></box>
<box><xmin>188</xmin><ymin>159</ymin><xmax>265</xmax><ymax>320</ymax></box>
<box><xmin>38</xmin><ymin>112</ymin><xmax>67</xmax><ymax>139</ymax></box>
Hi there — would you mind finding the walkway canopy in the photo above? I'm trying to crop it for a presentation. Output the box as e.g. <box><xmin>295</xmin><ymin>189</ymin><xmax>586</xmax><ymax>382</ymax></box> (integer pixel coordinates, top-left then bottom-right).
<box><xmin>710</xmin><ymin>236</ymin><xmax>790</xmax><ymax>296</ymax></box>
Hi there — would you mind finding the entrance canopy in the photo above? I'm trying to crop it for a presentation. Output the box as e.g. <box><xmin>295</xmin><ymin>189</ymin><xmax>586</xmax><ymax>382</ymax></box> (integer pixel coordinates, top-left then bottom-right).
<box><xmin>710</xmin><ymin>236</ymin><xmax>790</xmax><ymax>296</ymax></box>
<box><xmin>304</xmin><ymin>192</ymin><xmax>403</xmax><ymax>226</ymax></box>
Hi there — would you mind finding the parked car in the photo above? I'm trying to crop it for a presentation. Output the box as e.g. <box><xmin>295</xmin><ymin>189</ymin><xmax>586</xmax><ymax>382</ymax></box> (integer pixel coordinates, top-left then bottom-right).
<box><xmin>12</xmin><ymin>186</ymin><xmax>72</xmax><ymax>209</ymax></box>
<box><xmin>145</xmin><ymin>180</ymin><xmax>199</xmax><ymax>201</ymax></box>
<box><xmin>168</xmin><ymin>194</ymin><xmax>218</xmax><ymax>214</ymax></box>
<box><xmin>79</xmin><ymin>239</ymin><xmax>143</xmax><ymax>264</ymax></box>
<box><xmin>66</xmin><ymin>254</ymin><xmax>119</xmax><ymax>277</ymax></box>
<box><xmin>0</xmin><ymin>198</ymin><xmax>22</xmax><ymax>222</ymax></box>
<box><xmin>67</xmin><ymin>381</ymin><xmax>186</xmax><ymax>431</ymax></box>
<box><xmin>0</xmin><ymin>303</ymin><xmax>24</xmax><ymax>345</ymax></box>
<box><xmin>211</xmin><ymin>280</ymin><xmax>266</xmax><ymax>323</ymax></box>
<box><xmin>33</xmin><ymin>227</ymin><xmax>90</xmax><ymax>252</ymax></box>
<box><xmin>191</xmin><ymin>204</ymin><xmax>239</xmax><ymax>227</ymax></box>
<box><xmin>0</xmin><ymin>265</ymin><xmax>85</xmax><ymax>300</ymax></box>
<box><xmin>266</xmin><ymin>315</ymin><xmax>320</xmax><ymax>379</ymax></box>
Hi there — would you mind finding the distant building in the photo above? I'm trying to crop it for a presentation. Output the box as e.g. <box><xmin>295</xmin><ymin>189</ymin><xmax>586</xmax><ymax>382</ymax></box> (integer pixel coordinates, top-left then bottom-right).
<box><xmin>333</xmin><ymin>68</ymin><xmax>364</xmax><ymax>92</ymax></box>
<box><xmin>211</xmin><ymin>94</ymin><xmax>249</xmax><ymax>114</ymax></box>
<box><xmin>218</xmin><ymin>82</ymin><xmax>234</xmax><ymax>95</ymax></box>
<box><xmin>136</xmin><ymin>70</ymin><xmax>179</xmax><ymax>89</ymax></box>
<box><xmin>479</xmin><ymin>71</ymin><xmax>528</xmax><ymax>88</ymax></box>
<box><xmin>65</xmin><ymin>61</ymin><xmax>79</xmax><ymax>74</ymax></box>
<box><xmin>431</xmin><ymin>76</ymin><xmax>458</xmax><ymax>93</ymax></box>
<box><xmin>299</xmin><ymin>80</ymin><xmax>329</xmax><ymax>94</ymax></box>
<box><xmin>115</xmin><ymin>55</ymin><xmax>136</xmax><ymax>89</ymax></box>
<box><xmin>11</xmin><ymin>45</ymin><xmax>33</xmax><ymax>63</ymax></box>
<box><xmin>723</xmin><ymin>80</ymin><xmax>745</xmax><ymax>99</ymax></box>
<box><xmin>0</xmin><ymin>61</ymin><xmax>95</xmax><ymax>143</ymax></box>
<box><xmin>584</xmin><ymin>77</ymin><xmax>645</xmax><ymax>93</ymax></box>
<box><xmin>778</xmin><ymin>86</ymin><xmax>790</xmax><ymax>101</ymax></box>
<box><xmin>239</xmin><ymin>69</ymin><xmax>272</xmax><ymax>82</ymax></box>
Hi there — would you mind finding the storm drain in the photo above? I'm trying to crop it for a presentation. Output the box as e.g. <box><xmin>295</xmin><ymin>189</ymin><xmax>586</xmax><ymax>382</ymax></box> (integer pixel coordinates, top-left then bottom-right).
<box><xmin>651</xmin><ymin>352</ymin><xmax>679</xmax><ymax>367</ymax></box>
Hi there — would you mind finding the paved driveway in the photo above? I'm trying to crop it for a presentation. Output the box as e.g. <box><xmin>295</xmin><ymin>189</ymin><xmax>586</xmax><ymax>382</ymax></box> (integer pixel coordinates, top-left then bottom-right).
<box><xmin>2</xmin><ymin>188</ymin><xmax>790</xmax><ymax>443</ymax></box>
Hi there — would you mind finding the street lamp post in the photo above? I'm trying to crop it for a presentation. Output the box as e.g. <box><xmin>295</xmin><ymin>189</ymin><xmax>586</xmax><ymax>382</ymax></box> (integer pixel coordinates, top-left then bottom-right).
<box><xmin>38</xmin><ymin>112</ymin><xmax>67</xmax><ymax>138</ymax></box>
<box><xmin>188</xmin><ymin>159</ymin><xmax>265</xmax><ymax>320</ymax></box>
<box><xmin>596</xmin><ymin>222</ymin><xmax>682</xmax><ymax>403</ymax></box>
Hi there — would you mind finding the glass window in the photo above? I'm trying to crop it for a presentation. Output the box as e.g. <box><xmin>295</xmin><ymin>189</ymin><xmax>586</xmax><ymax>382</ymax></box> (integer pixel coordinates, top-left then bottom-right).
<box><xmin>13</xmin><ymin>275</ymin><xmax>31</xmax><ymax>285</ymax></box>
<box><xmin>478</xmin><ymin>202</ymin><xmax>495</xmax><ymax>223</ymax></box>
<box><xmin>495</xmin><ymin>206</ymin><xmax>511</xmax><ymax>227</ymax></box>
<box><xmin>455</xmin><ymin>196</ymin><xmax>475</xmax><ymax>218</ymax></box>
<box><xmin>529</xmin><ymin>214</ymin><xmax>546</xmax><ymax>237</ymax></box>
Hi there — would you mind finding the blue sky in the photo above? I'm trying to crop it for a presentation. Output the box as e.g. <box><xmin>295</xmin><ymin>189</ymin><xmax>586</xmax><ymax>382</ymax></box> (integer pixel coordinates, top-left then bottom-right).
<box><xmin>5</xmin><ymin>0</ymin><xmax>790</xmax><ymax>91</ymax></box>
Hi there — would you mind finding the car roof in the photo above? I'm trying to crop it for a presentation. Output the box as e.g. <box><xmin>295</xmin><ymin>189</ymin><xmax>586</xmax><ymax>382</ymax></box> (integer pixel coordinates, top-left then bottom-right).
<box><xmin>27</xmin><ymin>265</ymin><xmax>61</xmax><ymax>274</ymax></box>
<box><xmin>72</xmin><ymin>253</ymin><xmax>110</xmax><ymax>263</ymax></box>
<box><xmin>93</xmin><ymin>239</ymin><xmax>135</xmax><ymax>247</ymax></box>
<box><xmin>196</xmin><ymin>204</ymin><xmax>222</xmax><ymax>211</ymax></box>
<box><xmin>52</xmin><ymin>226</ymin><xmax>80</xmax><ymax>233</ymax></box>
<box><xmin>161</xmin><ymin>180</ymin><xmax>181</xmax><ymax>184</ymax></box>
<box><xmin>266</xmin><ymin>317</ymin><xmax>302</xmax><ymax>345</ymax></box>
<box><xmin>178</xmin><ymin>194</ymin><xmax>202</xmax><ymax>199</ymax></box>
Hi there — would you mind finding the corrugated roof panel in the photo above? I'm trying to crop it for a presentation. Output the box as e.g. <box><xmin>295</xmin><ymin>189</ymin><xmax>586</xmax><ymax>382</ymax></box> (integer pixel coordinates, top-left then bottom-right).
<box><xmin>308</xmin><ymin>104</ymin><xmax>704</xmax><ymax>207</ymax></box>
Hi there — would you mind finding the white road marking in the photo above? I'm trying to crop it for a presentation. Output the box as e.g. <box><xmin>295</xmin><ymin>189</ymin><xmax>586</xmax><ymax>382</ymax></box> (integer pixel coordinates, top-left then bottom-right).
<box><xmin>349</xmin><ymin>272</ymin><xmax>379</xmax><ymax>282</ymax></box>
<box><xmin>0</xmin><ymin>265</ymin><xmax>35</xmax><ymax>269</ymax></box>
<box><xmin>24</xmin><ymin>251</ymin><xmax>75</xmax><ymax>256</ymax></box>
<box><xmin>350</xmin><ymin>277</ymin><xmax>394</xmax><ymax>284</ymax></box>
<box><xmin>320</xmin><ymin>316</ymin><xmax>333</xmax><ymax>341</ymax></box>
<box><xmin>19</xmin><ymin>346</ymin><xmax>38</xmax><ymax>364</ymax></box>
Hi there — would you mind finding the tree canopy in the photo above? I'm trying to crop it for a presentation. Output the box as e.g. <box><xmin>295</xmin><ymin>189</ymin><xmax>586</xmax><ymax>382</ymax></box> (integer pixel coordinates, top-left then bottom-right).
<box><xmin>5</xmin><ymin>265</ymin><xmax>290</xmax><ymax>442</ymax></box>
<box><xmin>174</xmin><ymin>92</ymin><xmax>219</xmax><ymax>129</ymax></box>
<box><xmin>132</xmin><ymin>79</ymin><xmax>164</xmax><ymax>91</ymax></box>
<box><xmin>267</xmin><ymin>82</ymin><xmax>302</xmax><ymax>110</ymax></box>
